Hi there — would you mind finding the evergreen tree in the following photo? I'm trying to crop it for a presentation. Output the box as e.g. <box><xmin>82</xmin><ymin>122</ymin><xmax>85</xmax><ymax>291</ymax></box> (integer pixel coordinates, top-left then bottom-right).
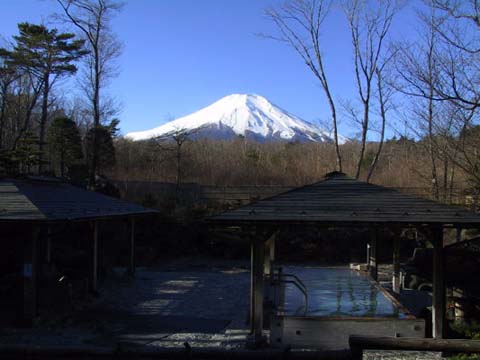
<box><xmin>57</xmin><ymin>0</ymin><xmax>123</xmax><ymax>187</ymax></box>
<box><xmin>0</xmin><ymin>130</ymin><xmax>43</xmax><ymax>175</ymax></box>
<box><xmin>0</xmin><ymin>23</ymin><xmax>87</xmax><ymax>172</ymax></box>
<box><xmin>86</xmin><ymin>125</ymin><xmax>116</xmax><ymax>175</ymax></box>
<box><xmin>47</xmin><ymin>117</ymin><xmax>83</xmax><ymax>177</ymax></box>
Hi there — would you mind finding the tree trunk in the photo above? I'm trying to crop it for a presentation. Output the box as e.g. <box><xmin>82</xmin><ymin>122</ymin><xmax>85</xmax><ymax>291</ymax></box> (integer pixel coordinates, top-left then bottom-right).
<box><xmin>323</xmin><ymin>76</ymin><xmax>343</xmax><ymax>172</ymax></box>
<box><xmin>428</xmin><ymin>96</ymin><xmax>439</xmax><ymax>200</ymax></box>
<box><xmin>175</xmin><ymin>144</ymin><xmax>181</xmax><ymax>201</ymax></box>
<box><xmin>38</xmin><ymin>72</ymin><xmax>50</xmax><ymax>174</ymax></box>
<box><xmin>12</xmin><ymin>82</ymin><xmax>42</xmax><ymax>151</ymax></box>
<box><xmin>442</xmin><ymin>156</ymin><xmax>448</xmax><ymax>202</ymax></box>
<box><xmin>60</xmin><ymin>149</ymin><xmax>65</xmax><ymax>178</ymax></box>
<box><xmin>355</xmin><ymin>100</ymin><xmax>370</xmax><ymax>179</ymax></box>
<box><xmin>367</xmin><ymin>70</ymin><xmax>387</xmax><ymax>183</ymax></box>
<box><xmin>0</xmin><ymin>83</ymin><xmax>7</xmax><ymax>149</ymax></box>
<box><xmin>89</xmin><ymin>46</ymin><xmax>101</xmax><ymax>188</ymax></box>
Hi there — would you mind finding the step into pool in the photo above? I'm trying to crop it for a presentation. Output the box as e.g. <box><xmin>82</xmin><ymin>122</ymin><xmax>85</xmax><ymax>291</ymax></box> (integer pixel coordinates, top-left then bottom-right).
<box><xmin>270</xmin><ymin>266</ymin><xmax>425</xmax><ymax>350</ymax></box>
<box><xmin>282</xmin><ymin>266</ymin><xmax>402</xmax><ymax>318</ymax></box>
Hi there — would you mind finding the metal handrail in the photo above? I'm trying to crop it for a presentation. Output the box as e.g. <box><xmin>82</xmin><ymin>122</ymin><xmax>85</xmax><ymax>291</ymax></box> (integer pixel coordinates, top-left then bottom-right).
<box><xmin>281</xmin><ymin>273</ymin><xmax>308</xmax><ymax>294</ymax></box>
<box><xmin>271</xmin><ymin>268</ymin><xmax>309</xmax><ymax>315</ymax></box>
<box><xmin>279</xmin><ymin>279</ymin><xmax>309</xmax><ymax>315</ymax></box>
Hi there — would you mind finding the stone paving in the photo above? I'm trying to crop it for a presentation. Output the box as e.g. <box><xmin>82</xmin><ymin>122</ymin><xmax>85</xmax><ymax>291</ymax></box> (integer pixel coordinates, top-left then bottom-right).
<box><xmin>0</xmin><ymin>259</ymin><xmax>251</xmax><ymax>349</ymax></box>
<box><xmin>94</xmin><ymin>261</ymin><xmax>251</xmax><ymax>348</ymax></box>
<box><xmin>0</xmin><ymin>260</ymin><xmax>449</xmax><ymax>359</ymax></box>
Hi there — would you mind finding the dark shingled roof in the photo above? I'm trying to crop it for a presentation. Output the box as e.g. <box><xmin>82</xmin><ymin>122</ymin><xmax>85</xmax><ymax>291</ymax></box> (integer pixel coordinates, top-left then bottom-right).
<box><xmin>210</xmin><ymin>172</ymin><xmax>480</xmax><ymax>226</ymax></box>
<box><xmin>0</xmin><ymin>178</ymin><xmax>157</xmax><ymax>222</ymax></box>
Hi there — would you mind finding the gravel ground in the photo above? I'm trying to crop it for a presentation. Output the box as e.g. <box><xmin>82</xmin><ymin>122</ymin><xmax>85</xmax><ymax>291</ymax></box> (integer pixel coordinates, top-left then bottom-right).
<box><xmin>0</xmin><ymin>260</ymin><xmax>447</xmax><ymax>359</ymax></box>
<box><xmin>0</xmin><ymin>258</ymin><xmax>251</xmax><ymax>349</ymax></box>
<box><xmin>364</xmin><ymin>350</ymin><xmax>444</xmax><ymax>360</ymax></box>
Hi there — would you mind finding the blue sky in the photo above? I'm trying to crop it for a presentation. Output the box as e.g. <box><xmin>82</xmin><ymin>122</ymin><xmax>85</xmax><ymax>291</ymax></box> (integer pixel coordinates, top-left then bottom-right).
<box><xmin>0</xmin><ymin>0</ymin><xmax>420</xmax><ymax>138</ymax></box>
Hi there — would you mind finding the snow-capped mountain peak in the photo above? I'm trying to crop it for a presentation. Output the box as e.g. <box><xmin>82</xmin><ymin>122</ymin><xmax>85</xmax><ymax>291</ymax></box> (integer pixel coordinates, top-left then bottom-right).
<box><xmin>126</xmin><ymin>94</ymin><xmax>346</xmax><ymax>143</ymax></box>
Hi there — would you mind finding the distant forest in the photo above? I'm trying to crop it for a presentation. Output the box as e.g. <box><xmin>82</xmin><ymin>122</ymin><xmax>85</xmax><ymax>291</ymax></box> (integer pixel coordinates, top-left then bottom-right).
<box><xmin>0</xmin><ymin>0</ymin><xmax>479</xmax><ymax>205</ymax></box>
<box><xmin>110</xmin><ymin>135</ymin><xmax>477</xmax><ymax>203</ymax></box>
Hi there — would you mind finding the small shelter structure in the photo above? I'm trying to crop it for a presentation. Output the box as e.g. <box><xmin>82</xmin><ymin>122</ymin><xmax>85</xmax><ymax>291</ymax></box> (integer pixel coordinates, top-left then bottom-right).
<box><xmin>0</xmin><ymin>176</ymin><xmax>157</xmax><ymax>325</ymax></box>
<box><xmin>209</xmin><ymin>172</ymin><xmax>480</xmax><ymax>349</ymax></box>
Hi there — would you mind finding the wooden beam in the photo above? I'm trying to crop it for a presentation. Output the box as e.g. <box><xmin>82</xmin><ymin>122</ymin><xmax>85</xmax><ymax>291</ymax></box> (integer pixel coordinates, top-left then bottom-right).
<box><xmin>350</xmin><ymin>335</ymin><xmax>480</xmax><ymax>360</ymax></box>
<box><xmin>129</xmin><ymin>218</ymin><xmax>135</xmax><ymax>276</ymax></box>
<box><xmin>432</xmin><ymin>226</ymin><xmax>445</xmax><ymax>339</ymax></box>
<box><xmin>92</xmin><ymin>221</ymin><xmax>98</xmax><ymax>292</ymax></box>
<box><xmin>392</xmin><ymin>228</ymin><xmax>401</xmax><ymax>294</ymax></box>
<box><xmin>0</xmin><ymin>344</ymin><xmax>353</xmax><ymax>359</ymax></box>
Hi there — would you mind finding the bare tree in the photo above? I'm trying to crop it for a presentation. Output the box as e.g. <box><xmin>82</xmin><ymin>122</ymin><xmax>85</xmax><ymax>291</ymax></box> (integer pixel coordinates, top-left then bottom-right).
<box><xmin>366</xmin><ymin>62</ymin><xmax>392</xmax><ymax>182</ymax></box>
<box><xmin>441</xmin><ymin>107</ymin><xmax>480</xmax><ymax>188</ymax></box>
<box><xmin>151</xmin><ymin>127</ymin><xmax>205</xmax><ymax>202</ymax></box>
<box><xmin>56</xmin><ymin>0</ymin><xmax>123</xmax><ymax>187</ymax></box>
<box><xmin>431</xmin><ymin>0</ymin><xmax>480</xmax><ymax>53</ymax></box>
<box><xmin>394</xmin><ymin>6</ymin><xmax>444</xmax><ymax>199</ymax></box>
<box><xmin>263</xmin><ymin>0</ymin><xmax>343</xmax><ymax>172</ymax></box>
<box><xmin>343</xmin><ymin>0</ymin><xmax>398</xmax><ymax>179</ymax></box>
<box><xmin>429</xmin><ymin>0</ymin><xmax>480</xmax><ymax>110</ymax></box>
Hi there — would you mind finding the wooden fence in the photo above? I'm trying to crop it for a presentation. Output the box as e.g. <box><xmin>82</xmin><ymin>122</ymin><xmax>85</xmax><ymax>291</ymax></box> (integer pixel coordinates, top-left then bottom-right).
<box><xmin>113</xmin><ymin>181</ymin><xmax>479</xmax><ymax>210</ymax></box>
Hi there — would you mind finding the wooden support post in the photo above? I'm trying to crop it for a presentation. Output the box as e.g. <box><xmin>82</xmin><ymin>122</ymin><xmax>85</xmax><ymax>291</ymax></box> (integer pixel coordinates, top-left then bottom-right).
<box><xmin>270</xmin><ymin>234</ymin><xmax>275</xmax><ymax>265</ymax></box>
<box><xmin>263</xmin><ymin>232</ymin><xmax>277</xmax><ymax>317</ymax></box>
<box><xmin>366</xmin><ymin>243</ymin><xmax>371</xmax><ymax>266</ymax></box>
<box><xmin>392</xmin><ymin>228</ymin><xmax>401</xmax><ymax>294</ymax></box>
<box><xmin>264</xmin><ymin>243</ymin><xmax>271</xmax><ymax>277</ymax></box>
<box><xmin>250</xmin><ymin>242</ymin><xmax>254</xmax><ymax>334</ymax></box>
<box><xmin>251</xmin><ymin>239</ymin><xmax>265</xmax><ymax>344</ymax></box>
<box><xmin>46</xmin><ymin>226</ymin><xmax>51</xmax><ymax>264</ymax></box>
<box><xmin>447</xmin><ymin>226</ymin><xmax>460</xmax><ymax>320</ymax></box>
<box><xmin>129</xmin><ymin>218</ymin><xmax>135</xmax><ymax>276</ymax></box>
<box><xmin>21</xmin><ymin>227</ymin><xmax>40</xmax><ymax>325</ymax></box>
<box><xmin>92</xmin><ymin>221</ymin><xmax>98</xmax><ymax>292</ymax></box>
<box><xmin>370</xmin><ymin>227</ymin><xmax>379</xmax><ymax>281</ymax></box>
<box><xmin>263</xmin><ymin>231</ymin><xmax>277</xmax><ymax>277</ymax></box>
<box><xmin>432</xmin><ymin>226</ymin><xmax>445</xmax><ymax>339</ymax></box>
<box><xmin>31</xmin><ymin>227</ymin><xmax>39</xmax><ymax>320</ymax></box>
<box><xmin>456</xmin><ymin>227</ymin><xmax>462</xmax><ymax>243</ymax></box>
<box><xmin>453</xmin><ymin>287</ymin><xmax>465</xmax><ymax>321</ymax></box>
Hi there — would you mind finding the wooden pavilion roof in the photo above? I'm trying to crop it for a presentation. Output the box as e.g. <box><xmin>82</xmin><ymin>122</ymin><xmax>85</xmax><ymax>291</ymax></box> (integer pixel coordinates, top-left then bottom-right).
<box><xmin>0</xmin><ymin>177</ymin><xmax>157</xmax><ymax>222</ymax></box>
<box><xmin>209</xmin><ymin>172</ymin><xmax>480</xmax><ymax>227</ymax></box>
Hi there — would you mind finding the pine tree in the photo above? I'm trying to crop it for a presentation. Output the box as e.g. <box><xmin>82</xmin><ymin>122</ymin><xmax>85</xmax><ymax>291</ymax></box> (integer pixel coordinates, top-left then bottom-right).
<box><xmin>0</xmin><ymin>23</ymin><xmax>87</xmax><ymax>172</ymax></box>
<box><xmin>47</xmin><ymin>117</ymin><xmax>83</xmax><ymax>177</ymax></box>
<box><xmin>0</xmin><ymin>130</ymin><xmax>43</xmax><ymax>175</ymax></box>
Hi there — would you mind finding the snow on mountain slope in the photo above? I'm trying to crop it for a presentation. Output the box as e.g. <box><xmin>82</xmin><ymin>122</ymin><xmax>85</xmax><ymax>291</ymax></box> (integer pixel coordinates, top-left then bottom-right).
<box><xmin>126</xmin><ymin>94</ymin><xmax>347</xmax><ymax>143</ymax></box>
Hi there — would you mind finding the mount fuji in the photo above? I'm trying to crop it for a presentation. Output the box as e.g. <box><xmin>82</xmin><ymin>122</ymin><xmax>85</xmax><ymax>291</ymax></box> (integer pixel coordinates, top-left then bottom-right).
<box><xmin>126</xmin><ymin>94</ymin><xmax>346</xmax><ymax>143</ymax></box>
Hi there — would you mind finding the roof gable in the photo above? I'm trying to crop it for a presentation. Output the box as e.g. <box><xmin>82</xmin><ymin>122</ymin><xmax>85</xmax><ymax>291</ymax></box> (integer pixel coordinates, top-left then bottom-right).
<box><xmin>211</xmin><ymin>173</ymin><xmax>480</xmax><ymax>225</ymax></box>
<box><xmin>0</xmin><ymin>179</ymin><xmax>156</xmax><ymax>222</ymax></box>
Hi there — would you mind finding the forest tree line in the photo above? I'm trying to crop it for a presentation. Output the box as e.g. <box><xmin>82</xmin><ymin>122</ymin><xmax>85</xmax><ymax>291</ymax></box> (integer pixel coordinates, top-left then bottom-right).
<box><xmin>0</xmin><ymin>0</ymin><xmax>479</xmax><ymax>204</ymax></box>
<box><xmin>0</xmin><ymin>0</ymin><xmax>122</xmax><ymax>188</ymax></box>
<box><xmin>110</xmin><ymin>135</ymin><xmax>477</xmax><ymax>205</ymax></box>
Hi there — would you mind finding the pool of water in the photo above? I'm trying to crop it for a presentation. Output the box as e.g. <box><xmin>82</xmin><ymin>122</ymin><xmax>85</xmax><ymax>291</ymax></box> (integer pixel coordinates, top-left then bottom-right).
<box><xmin>282</xmin><ymin>266</ymin><xmax>403</xmax><ymax>318</ymax></box>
